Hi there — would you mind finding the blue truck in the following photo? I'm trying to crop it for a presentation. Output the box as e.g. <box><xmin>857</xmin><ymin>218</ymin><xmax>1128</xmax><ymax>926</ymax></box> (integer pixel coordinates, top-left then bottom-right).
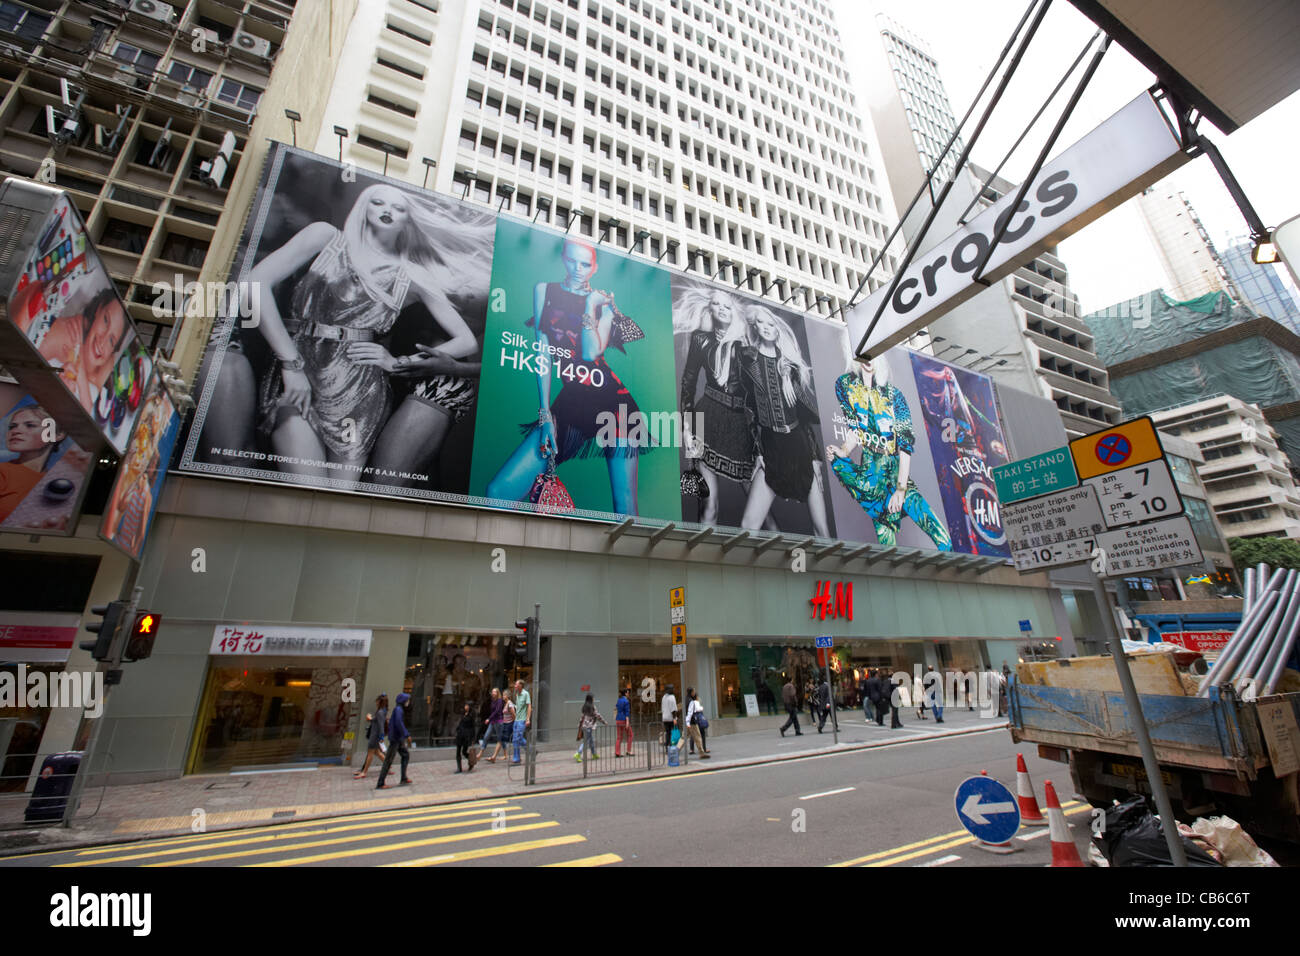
<box><xmin>1008</xmin><ymin>677</ymin><xmax>1300</xmax><ymax>844</ymax></box>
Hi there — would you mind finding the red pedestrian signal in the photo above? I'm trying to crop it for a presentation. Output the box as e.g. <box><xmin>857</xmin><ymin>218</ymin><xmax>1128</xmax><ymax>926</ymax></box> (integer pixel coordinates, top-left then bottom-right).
<box><xmin>123</xmin><ymin>610</ymin><xmax>162</xmax><ymax>662</ymax></box>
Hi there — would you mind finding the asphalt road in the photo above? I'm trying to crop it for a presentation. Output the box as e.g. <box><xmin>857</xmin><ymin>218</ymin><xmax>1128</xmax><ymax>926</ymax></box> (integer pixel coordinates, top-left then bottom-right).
<box><xmin>3</xmin><ymin>728</ymin><xmax>1094</xmax><ymax>867</ymax></box>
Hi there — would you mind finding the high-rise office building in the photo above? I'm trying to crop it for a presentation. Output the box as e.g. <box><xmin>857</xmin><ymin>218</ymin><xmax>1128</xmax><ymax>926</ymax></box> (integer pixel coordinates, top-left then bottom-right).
<box><xmin>312</xmin><ymin>0</ymin><xmax>900</xmax><ymax>319</ymax></box>
<box><xmin>1220</xmin><ymin>236</ymin><xmax>1300</xmax><ymax>334</ymax></box>
<box><xmin>859</xmin><ymin>15</ymin><xmax>1120</xmax><ymax>439</ymax></box>
<box><xmin>1134</xmin><ymin>185</ymin><xmax>1235</xmax><ymax>302</ymax></box>
<box><xmin>0</xmin><ymin>0</ymin><xmax>356</xmax><ymax>377</ymax></box>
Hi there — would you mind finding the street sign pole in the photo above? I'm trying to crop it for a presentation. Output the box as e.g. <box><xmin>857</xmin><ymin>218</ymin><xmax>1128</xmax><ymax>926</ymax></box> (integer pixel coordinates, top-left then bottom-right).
<box><xmin>1094</xmin><ymin>575</ymin><xmax>1188</xmax><ymax>866</ymax></box>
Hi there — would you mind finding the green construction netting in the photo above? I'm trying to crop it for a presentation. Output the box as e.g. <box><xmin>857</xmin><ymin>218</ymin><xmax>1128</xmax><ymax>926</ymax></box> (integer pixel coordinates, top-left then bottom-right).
<box><xmin>1085</xmin><ymin>290</ymin><xmax>1261</xmax><ymax>365</ymax></box>
<box><xmin>1110</xmin><ymin>339</ymin><xmax>1300</xmax><ymax>416</ymax></box>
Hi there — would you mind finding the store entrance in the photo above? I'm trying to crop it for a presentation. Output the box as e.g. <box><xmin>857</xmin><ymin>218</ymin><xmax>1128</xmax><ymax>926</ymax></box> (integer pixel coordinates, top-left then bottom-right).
<box><xmin>189</xmin><ymin>657</ymin><xmax>366</xmax><ymax>774</ymax></box>
<box><xmin>402</xmin><ymin>634</ymin><xmax>534</xmax><ymax>748</ymax></box>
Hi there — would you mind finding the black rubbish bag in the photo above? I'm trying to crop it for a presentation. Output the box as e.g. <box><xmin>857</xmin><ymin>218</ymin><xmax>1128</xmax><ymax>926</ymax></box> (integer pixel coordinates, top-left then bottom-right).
<box><xmin>1093</xmin><ymin>796</ymin><xmax>1221</xmax><ymax>867</ymax></box>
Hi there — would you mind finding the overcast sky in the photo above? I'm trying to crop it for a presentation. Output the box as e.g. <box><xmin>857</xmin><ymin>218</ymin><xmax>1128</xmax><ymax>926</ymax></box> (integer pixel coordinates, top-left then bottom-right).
<box><xmin>831</xmin><ymin>0</ymin><xmax>1300</xmax><ymax>312</ymax></box>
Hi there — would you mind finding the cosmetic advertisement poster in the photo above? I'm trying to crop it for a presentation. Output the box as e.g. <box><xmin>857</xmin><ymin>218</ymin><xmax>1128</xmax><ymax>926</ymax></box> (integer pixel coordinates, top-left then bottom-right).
<box><xmin>0</xmin><ymin>381</ymin><xmax>94</xmax><ymax>536</ymax></box>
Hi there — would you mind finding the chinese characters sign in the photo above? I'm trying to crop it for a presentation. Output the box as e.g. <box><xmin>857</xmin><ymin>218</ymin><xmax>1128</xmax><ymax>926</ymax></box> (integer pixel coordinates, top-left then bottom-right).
<box><xmin>209</xmin><ymin>625</ymin><xmax>372</xmax><ymax>657</ymax></box>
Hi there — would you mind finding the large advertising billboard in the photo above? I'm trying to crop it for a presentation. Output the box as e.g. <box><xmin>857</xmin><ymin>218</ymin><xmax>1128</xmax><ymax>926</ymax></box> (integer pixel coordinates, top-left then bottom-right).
<box><xmin>0</xmin><ymin>381</ymin><xmax>94</xmax><ymax>536</ymax></box>
<box><xmin>178</xmin><ymin>144</ymin><xmax>1014</xmax><ymax>555</ymax></box>
<box><xmin>100</xmin><ymin>371</ymin><xmax>180</xmax><ymax>560</ymax></box>
<box><xmin>0</xmin><ymin>182</ymin><xmax>153</xmax><ymax>454</ymax></box>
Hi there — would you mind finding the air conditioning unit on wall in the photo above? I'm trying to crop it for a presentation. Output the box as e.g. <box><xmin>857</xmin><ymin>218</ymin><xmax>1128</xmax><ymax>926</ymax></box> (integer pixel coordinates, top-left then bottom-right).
<box><xmin>231</xmin><ymin>31</ymin><xmax>271</xmax><ymax>58</ymax></box>
<box><xmin>129</xmin><ymin>0</ymin><xmax>178</xmax><ymax>25</ymax></box>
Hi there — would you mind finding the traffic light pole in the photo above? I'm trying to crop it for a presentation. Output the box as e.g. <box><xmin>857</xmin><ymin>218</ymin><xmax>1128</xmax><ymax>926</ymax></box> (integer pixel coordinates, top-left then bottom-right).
<box><xmin>525</xmin><ymin>603</ymin><xmax>540</xmax><ymax>787</ymax></box>
<box><xmin>63</xmin><ymin>582</ymin><xmax>141</xmax><ymax>827</ymax></box>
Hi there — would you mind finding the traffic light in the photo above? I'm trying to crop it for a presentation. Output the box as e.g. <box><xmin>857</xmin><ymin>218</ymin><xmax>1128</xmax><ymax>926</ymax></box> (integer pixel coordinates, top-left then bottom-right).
<box><xmin>123</xmin><ymin>610</ymin><xmax>162</xmax><ymax>662</ymax></box>
<box><xmin>514</xmin><ymin>616</ymin><xmax>537</xmax><ymax>663</ymax></box>
<box><xmin>80</xmin><ymin>601</ymin><xmax>127</xmax><ymax>662</ymax></box>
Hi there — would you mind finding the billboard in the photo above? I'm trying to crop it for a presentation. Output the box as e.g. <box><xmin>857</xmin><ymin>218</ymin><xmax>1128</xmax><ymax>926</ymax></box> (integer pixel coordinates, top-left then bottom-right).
<box><xmin>100</xmin><ymin>372</ymin><xmax>180</xmax><ymax>560</ymax></box>
<box><xmin>0</xmin><ymin>382</ymin><xmax>94</xmax><ymax>536</ymax></box>
<box><xmin>178</xmin><ymin>143</ymin><xmax>1015</xmax><ymax>554</ymax></box>
<box><xmin>0</xmin><ymin>182</ymin><xmax>154</xmax><ymax>453</ymax></box>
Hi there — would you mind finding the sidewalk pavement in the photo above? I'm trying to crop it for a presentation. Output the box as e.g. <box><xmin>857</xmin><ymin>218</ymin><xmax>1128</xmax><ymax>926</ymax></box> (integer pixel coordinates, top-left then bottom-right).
<box><xmin>0</xmin><ymin>704</ymin><xmax>1008</xmax><ymax>856</ymax></box>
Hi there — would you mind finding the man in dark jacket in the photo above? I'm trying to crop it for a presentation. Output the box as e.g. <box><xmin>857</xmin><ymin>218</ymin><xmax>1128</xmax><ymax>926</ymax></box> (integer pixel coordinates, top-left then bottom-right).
<box><xmin>816</xmin><ymin>678</ymin><xmax>833</xmax><ymax>733</ymax></box>
<box><xmin>377</xmin><ymin>691</ymin><xmax>414</xmax><ymax>789</ymax></box>
<box><xmin>865</xmin><ymin>670</ymin><xmax>885</xmax><ymax>725</ymax></box>
<box><xmin>779</xmin><ymin>678</ymin><xmax>802</xmax><ymax>737</ymax></box>
<box><xmin>453</xmin><ymin>703</ymin><xmax>477</xmax><ymax>773</ymax></box>
<box><xmin>885</xmin><ymin>669</ymin><xmax>904</xmax><ymax>728</ymax></box>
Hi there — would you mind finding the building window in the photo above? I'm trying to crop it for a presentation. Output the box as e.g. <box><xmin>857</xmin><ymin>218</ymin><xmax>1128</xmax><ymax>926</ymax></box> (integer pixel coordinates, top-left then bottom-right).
<box><xmin>159</xmin><ymin>232</ymin><xmax>210</xmax><ymax>268</ymax></box>
<box><xmin>0</xmin><ymin>2</ymin><xmax>51</xmax><ymax>41</ymax></box>
<box><xmin>112</xmin><ymin>43</ymin><xmax>160</xmax><ymax>75</ymax></box>
<box><xmin>167</xmin><ymin>61</ymin><xmax>212</xmax><ymax>91</ymax></box>
<box><xmin>99</xmin><ymin>218</ymin><xmax>150</xmax><ymax>254</ymax></box>
<box><xmin>215</xmin><ymin>78</ymin><xmax>262</xmax><ymax>113</ymax></box>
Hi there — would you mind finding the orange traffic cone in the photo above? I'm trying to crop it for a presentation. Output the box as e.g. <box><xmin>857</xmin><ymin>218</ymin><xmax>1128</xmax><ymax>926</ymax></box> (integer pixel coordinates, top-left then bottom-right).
<box><xmin>1044</xmin><ymin>780</ymin><xmax>1084</xmax><ymax>867</ymax></box>
<box><xmin>1015</xmin><ymin>753</ymin><xmax>1047</xmax><ymax>826</ymax></box>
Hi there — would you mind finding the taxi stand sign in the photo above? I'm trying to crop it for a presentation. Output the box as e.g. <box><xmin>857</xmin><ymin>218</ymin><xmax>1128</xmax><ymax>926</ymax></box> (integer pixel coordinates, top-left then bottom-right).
<box><xmin>991</xmin><ymin>446</ymin><xmax>1078</xmax><ymax>505</ymax></box>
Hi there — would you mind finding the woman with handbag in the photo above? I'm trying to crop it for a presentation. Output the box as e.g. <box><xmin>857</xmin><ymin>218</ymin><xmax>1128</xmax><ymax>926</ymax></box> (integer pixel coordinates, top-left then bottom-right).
<box><xmin>573</xmin><ymin>693</ymin><xmax>608</xmax><ymax>762</ymax></box>
<box><xmin>737</xmin><ymin>305</ymin><xmax>830</xmax><ymax>537</ymax></box>
<box><xmin>485</xmin><ymin>238</ymin><xmax>646</xmax><ymax>515</ymax></box>
<box><xmin>354</xmin><ymin>693</ymin><xmax>389</xmax><ymax>778</ymax></box>
<box><xmin>480</xmin><ymin>687</ymin><xmax>504</xmax><ymax>762</ymax></box>
<box><xmin>685</xmin><ymin>687</ymin><xmax>711</xmax><ymax>757</ymax></box>
<box><xmin>487</xmin><ymin>689</ymin><xmax>515</xmax><ymax>764</ymax></box>
<box><xmin>675</xmin><ymin>286</ymin><xmax>755</xmax><ymax>523</ymax></box>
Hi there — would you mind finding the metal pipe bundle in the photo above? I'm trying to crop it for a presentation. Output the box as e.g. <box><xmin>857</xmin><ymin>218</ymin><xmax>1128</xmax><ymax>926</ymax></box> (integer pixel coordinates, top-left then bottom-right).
<box><xmin>1197</xmin><ymin>565</ymin><xmax>1285</xmax><ymax>696</ymax></box>
<box><xmin>1232</xmin><ymin>570</ymin><xmax>1298</xmax><ymax>696</ymax></box>
<box><xmin>1242</xmin><ymin>567</ymin><xmax>1255</xmax><ymax>616</ymax></box>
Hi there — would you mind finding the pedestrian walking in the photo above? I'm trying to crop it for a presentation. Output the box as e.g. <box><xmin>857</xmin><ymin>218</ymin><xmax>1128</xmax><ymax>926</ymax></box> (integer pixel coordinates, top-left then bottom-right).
<box><xmin>354</xmin><ymin>693</ymin><xmax>388</xmax><ymax>779</ymax></box>
<box><xmin>488</xmin><ymin>689</ymin><xmax>515</xmax><ymax>763</ymax></box>
<box><xmin>481</xmin><ymin>687</ymin><xmax>503</xmax><ymax>761</ymax></box>
<box><xmin>863</xmin><ymin>670</ymin><xmax>882</xmax><ymax>725</ymax></box>
<box><xmin>816</xmin><ymin>676</ymin><xmax>833</xmax><ymax>732</ymax></box>
<box><xmin>376</xmin><ymin>691</ymin><xmax>413</xmax><ymax>789</ymax></box>
<box><xmin>454</xmin><ymin>702</ymin><xmax>478</xmax><ymax>773</ymax></box>
<box><xmin>926</xmin><ymin>665</ymin><xmax>945</xmax><ymax>723</ymax></box>
<box><xmin>805</xmin><ymin>679</ymin><xmax>818</xmax><ymax>726</ymax></box>
<box><xmin>1000</xmin><ymin>663</ymin><xmax>1012</xmax><ymax>716</ymax></box>
<box><xmin>661</xmin><ymin>684</ymin><xmax>678</xmax><ymax>750</ymax></box>
<box><xmin>779</xmin><ymin>677</ymin><xmax>803</xmax><ymax>736</ymax></box>
<box><xmin>884</xmin><ymin>669</ymin><xmax>903</xmax><ymax>729</ymax></box>
<box><xmin>511</xmin><ymin>679</ymin><xmax>531</xmax><ymax>765</ymax></box>
<box><xmin>573</xmin><ymin>693</ymin><xmax>607</xmax><ymax>761</ymax></box>
<box><xmin>614</xmin><ymin>687</ymin><xmax>634</xmax><ymax>758</ymax></box>
<box><xmin>685</xmin><ymin>687</ymin><xmax>711</xmax><ymax>757</ymax></box>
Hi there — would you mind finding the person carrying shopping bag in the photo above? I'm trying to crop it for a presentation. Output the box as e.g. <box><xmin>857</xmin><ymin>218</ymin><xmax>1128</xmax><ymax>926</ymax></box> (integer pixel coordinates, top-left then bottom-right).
<box><xmin>685</xmin><ymin>688</ymin><xmax>711</xmax><ymax>758</ymax></box>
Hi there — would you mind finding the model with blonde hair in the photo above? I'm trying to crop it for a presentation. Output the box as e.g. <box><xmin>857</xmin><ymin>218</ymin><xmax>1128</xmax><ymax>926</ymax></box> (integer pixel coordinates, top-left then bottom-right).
<box><xmin>242</xmin><ymin>184</ymin><xmax>479</xmax><ymax>479</ymax></box>
<box><xmin>737</xmin><ymin>304</ymin><xmax>830</xmax><ymax>536</ymax></box>
<box><xmin>675</xmin><ymin>286</ymin><xmax>754</xmax><ymax>523</ymax></box>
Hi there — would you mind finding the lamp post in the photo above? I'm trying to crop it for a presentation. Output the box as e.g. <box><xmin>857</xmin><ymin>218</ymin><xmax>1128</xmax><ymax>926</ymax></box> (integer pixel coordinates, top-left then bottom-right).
<box><xmin>533</xmin><ymin>196</ymin><xmax>551</xmax><ymax>223</ymax></box>
<box><xmin>760</xmin><ymin>276</ymin><xmax>784</xmax><ymax>297</ymax></box>
<box><xmin>461</xmin><ymin>173</ymin><xmax>476</xmax><ymax>200</ymax></box>
<box><xmin>685</xmin><ymin>250</ymin><xmax>707</xmax><ymax>273</ymax></box>
<box><xmin>497</xmin><ymin>184</ymin><xmax>515</xmax><ymax>211</ymax></box>
<box><xmin>333</xmin><ymin>125</ymin><xmax>348</xmax><ymax>162</ymax></box>
<box><xmin>421</xmin><ymin>157</ymin><xmax>437</xmax><ymax>189</ymax></box>
<box><xmin>630</xmin><ymin>229</ymin><xmax>652</xmax><ymax>253</ymax></box>
<box><xmin>783</xmin><ymin>285</ymin><xmax>807</xmax><ymax>306</ymax></box>
<box><xmin>598</xmin><ymin>217</ymin><xmax>622</xmax><ymax>244</ymax></box>
<box><xmin>656</xmin><ymin>239</ymin><xmax>679</xmax><ymax>263</ymax></box>
<box><xmin>739</xmin><ymin>267</ymin><xmax>760</xmax><ymax>289</ymax></box>
<box><xmin>283</xmin><ymin>108</ymin><xmax>300</xmax><ymax>147</ymax></box>
<box><xmin>712</xmin><ymin>258</ymin><xmax>733</xmax><ymax>281</ymax></box>
<box><xmin>564</xmin><ymin>208</ymin><xmax>583</xmax><ymax>234</ymax></box>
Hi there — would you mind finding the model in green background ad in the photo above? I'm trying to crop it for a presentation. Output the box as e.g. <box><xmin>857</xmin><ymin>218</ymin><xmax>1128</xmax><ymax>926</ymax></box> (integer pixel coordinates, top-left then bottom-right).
<box><xmin>471</xmin><ymin>220</ymin><xmax>681</xmax><ymax>521</ymax></box>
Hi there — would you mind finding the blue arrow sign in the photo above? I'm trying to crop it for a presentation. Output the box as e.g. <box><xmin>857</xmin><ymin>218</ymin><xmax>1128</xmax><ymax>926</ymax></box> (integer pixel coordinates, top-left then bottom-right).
<box><xmin>815</xmin><ymin>635</ymin><xmax>833</xmax><ymax>648</ymax></box>
<box><xmin>954</xmin><ymin>776</ymin><xmax>1020</xmax><ymax>844</ymax></box>
<box><xmin>1019</xmin><ymin>619</ymin><xmax>1032</xmax><ymax>632</ymax></box>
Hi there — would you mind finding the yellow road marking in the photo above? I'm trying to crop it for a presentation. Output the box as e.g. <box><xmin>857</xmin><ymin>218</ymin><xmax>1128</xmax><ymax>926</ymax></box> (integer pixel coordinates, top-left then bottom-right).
<box><xmin>868</xmin><ymin>836</ymin><xmax>976</xmax><ymax>867</ymax></box>
<box><xmin>244</xmin><ymin>821</ymin><xmax>561</xmax><ymax>867</ymax></box>
<box><xmin>544</xmin><ymin>853</ymin><xmax>623</xmax><ymax>867</ymax></box>
<box><xmin>60</xmin><ymin>812</ymin><xmax>540</xmax><ymax>867</ymax></box>
<box><xmin>386</xmin><ymin>833</ymin><xmax>588</xmax><ymax>867</ymax></box>
<box><xmin>830</xmin><ymin>802</ymin><xmax>1087</xmax><ymax>867</ymax></box>
<box><xmin>112</xmin><ymin>787</ymin><xmax>493</xmax><ymax>834</ymax></box>
<box><xmin>71</xmin><ymin>802</ymin><xmax>516</xmax><ymax>857</ymax></box>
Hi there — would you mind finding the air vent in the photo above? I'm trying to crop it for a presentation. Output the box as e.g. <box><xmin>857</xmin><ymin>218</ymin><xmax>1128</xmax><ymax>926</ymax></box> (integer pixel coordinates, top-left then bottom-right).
<box><xmin>0</xmin><ymin>209</ymin><xmax>32</xmax><ymax>267</ymax></box>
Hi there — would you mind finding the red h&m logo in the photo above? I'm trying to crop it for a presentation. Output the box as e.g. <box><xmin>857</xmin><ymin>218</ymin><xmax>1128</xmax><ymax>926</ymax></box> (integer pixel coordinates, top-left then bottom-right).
<box><xmin>810</xmin><ymin>581</ymin><xmax>853</xmax><ymax>621</ymax></box>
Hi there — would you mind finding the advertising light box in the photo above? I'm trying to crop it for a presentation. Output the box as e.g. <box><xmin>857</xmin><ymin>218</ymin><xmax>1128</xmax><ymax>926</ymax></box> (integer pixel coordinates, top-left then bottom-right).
<box><xmin>0</xmin><ymin>179</ymin><xmax>153</xmax><ymax>454</ymax></box>
<box><xmin>178</xmin><ymin>143</ymin><xmax>1017</xmax><ymax>556</ymax></box>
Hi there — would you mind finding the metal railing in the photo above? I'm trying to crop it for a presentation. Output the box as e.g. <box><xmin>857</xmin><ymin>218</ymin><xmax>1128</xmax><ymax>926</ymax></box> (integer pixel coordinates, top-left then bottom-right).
<box><xmin>505</xmin><ymin>719</ymin><xmax>685</xmax><ymax>784</ymax></box>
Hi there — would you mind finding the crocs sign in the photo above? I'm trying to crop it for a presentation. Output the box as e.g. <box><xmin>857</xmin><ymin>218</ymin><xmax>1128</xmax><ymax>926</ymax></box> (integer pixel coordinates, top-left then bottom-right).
<box><xmin>849</xmin><ymin>92</ymin><xmax>1187</xmax><ymax>358</ymax></box>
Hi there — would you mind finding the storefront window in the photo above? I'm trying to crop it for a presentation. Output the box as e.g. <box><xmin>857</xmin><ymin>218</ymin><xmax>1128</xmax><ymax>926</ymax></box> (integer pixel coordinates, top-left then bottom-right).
<box><xmin>190</xmin><ymin>658</ymin><xmax>365</xmax><ymax>773</ymax></box>
<box><xmin>0</xmin><ymin>663</ymin><xmax>58</xmax><ymax>792</ymax></box>
<box><xmin>617</xmin><ymin>640</ymin><xmax>680</xmax><ymax>725</ymax></box>
<box><xmin>402</xmin><ymin>634</ymin><xmax>532</xmax><ymax>747</ymax></box>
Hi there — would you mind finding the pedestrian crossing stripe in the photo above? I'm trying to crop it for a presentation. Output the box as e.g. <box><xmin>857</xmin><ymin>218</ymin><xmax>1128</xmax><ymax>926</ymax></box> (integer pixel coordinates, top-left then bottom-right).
<box><xmin>385</xmin><ymin>833</ymin><xmax>589</xmax><ymax>866</ymax></box>
<box><xmin>246</xmin><ymin>821</ymin><xmax>562</xmax><ymax>867</ymax></box>
<box><xmin>57</xmin><ymin>811</ymin><xmax>543</xmax><ymax>867</ymax></box>
<box><xmin>65</xmin><ymin>802</ymin><xmax>518</xmax><ymax>860</ymax></box>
